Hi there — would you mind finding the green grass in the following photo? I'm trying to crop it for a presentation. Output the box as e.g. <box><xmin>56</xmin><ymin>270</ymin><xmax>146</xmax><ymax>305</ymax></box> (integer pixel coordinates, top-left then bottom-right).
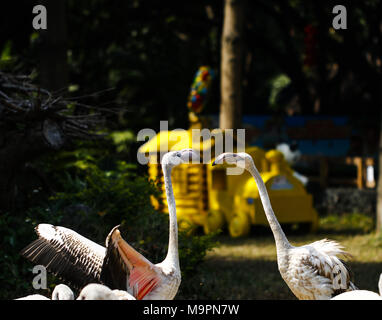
<box><xmin>177</xmin><ymin>213</ymin><xmax>382</xmax><ymax>300</ymax></box>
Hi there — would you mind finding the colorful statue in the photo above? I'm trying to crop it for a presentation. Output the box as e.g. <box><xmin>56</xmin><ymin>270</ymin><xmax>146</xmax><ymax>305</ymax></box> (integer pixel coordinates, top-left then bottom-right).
<box><xmin>187</xmin><ymin>66</ymin><xmax>215</xmax><ymax>114</ymax></box>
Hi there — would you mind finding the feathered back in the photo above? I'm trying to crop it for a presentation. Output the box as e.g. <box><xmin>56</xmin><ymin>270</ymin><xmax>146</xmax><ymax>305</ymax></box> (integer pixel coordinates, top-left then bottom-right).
<box><xmin>302</xmin><ymin>239</ymin><xmax>356</xmax><ymax>297</ymax></box>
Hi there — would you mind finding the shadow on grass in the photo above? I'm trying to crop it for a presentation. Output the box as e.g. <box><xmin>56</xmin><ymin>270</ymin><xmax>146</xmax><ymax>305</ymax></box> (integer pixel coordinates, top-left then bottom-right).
<box><xmin>351</xmin><ymin>261</ymin><xmax>382</xmax><ymax>293</ymax></box>
<box><xmin>178</xmin><ymin>212</ymin><xmax>381</xmax><ymax>300</ymax></box>
<box><xmin>214</xmin><ymin>224</ymin><xmax>371</xmax><ymax>242</ymax></box>
<box><xmin>177</xmin><ymin>257</ymin><xmax>382</xmax><ymax>300</ymax></box>
<box><xmin>177</xmin><ymin>257</ymin><xmax>295</xmax><ymax>300</ymax></box>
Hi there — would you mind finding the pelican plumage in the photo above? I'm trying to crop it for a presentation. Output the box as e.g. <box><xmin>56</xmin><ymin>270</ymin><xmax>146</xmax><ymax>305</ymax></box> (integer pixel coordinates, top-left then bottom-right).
<box><xmin>212</xmin><ymin>152</ymin><xmax>357</xmax><ymax>300</ymax></box>
<box><xmin>15</xmin><ymin>284</ymin><xmax>74</xmax><ymax>300</ymax></box>
<box><xmin>77</xmin><ymin>283</ymin><xmax>135</xmax><ymax>300</ymax></box>
<box><xmin>21</xmin><ymin>149</ymin><xmax>197</xmax><ymax>300</ymax></box>
<box><xmin>51</xmin><ymin>284</ymin><xmax>75</xmax><ymax>300</ymax></box>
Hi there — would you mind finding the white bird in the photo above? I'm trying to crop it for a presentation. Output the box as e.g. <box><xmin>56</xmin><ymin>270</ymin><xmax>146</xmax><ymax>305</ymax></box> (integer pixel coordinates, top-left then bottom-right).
<box><xmin>15</xmin><ymin>284</ymin><xmax>74</xmax><ymax>300</ymax></box>
<box><xmin>77</xmin><ymin>283</ymin><xmax>135</xmax><ymax>300</ymax></box>
<box><xmin>331</xmin><ymin>290</ymin><xmax>382</xmax><ymax>300</ymax></box>
<box><xmin>276</xmin><ymin>142</ymin><xmax>301</xmax><ymax>165</ymax></box>
<box><xmin>331</xmin><ymin>273</ymin><xmax>382</xmax><ymax>300</ymax></box>
<box><xmin>212</xmin><ymin>152</ymin><xmax>357</xmax><ymax>300</ymax></box>
<box><xmin>51</xmin><ymin>284</ymin><xmax>75</xmax><ymax>300</ymax></box>
<box><xmin>15</xmin><ymin>294</ymin><xmax>50</xmax><ymax>300</ymax></box>
<box><xmin>21</xmin><ymin>149</ymin><xmax>197</xmax><ymax>300</ymax></box>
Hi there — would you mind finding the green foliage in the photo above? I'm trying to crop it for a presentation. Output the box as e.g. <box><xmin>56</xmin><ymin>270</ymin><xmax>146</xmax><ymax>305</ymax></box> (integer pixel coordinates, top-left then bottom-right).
<box><xmin>1</xmin><ymin>40</ymin><xmax>12</xmax><ymax>61</ymax></box>
<box><xmin>178</xmin><ymin>231</ymin><xmax>219</xmax><ymax>276</ymax></box>
<box><xmin>110</xmin><ymin>130</ymin><xmax>136</xmax><ymax>153</ymax></box>
<box><xmin>50</xmin><ymin>162</ymin><xmax>166</xmax><ymax>256</ymax></box>
<box><xmin>0</xmin><ymin>209</ymin><xmax>64</xmax><ymax>299</ymax></box>
<box><xmin>0</xmin><ymin>212</ymin><xmax>32</xmax><ymax>299</ymax></box>
<box><xmin>319</xmin><ymin>212</ymin><xmax>375</xmax><ymax>234</ymax></box>
<box><xmin>50</xmin><ymin>162</ymin><xmax>218</xmax><ymax>274</ymax></box>
<box><xmin>269</xmin><ymin>74</ymin><xmax>291</xmax><ymax>109</ymax></box>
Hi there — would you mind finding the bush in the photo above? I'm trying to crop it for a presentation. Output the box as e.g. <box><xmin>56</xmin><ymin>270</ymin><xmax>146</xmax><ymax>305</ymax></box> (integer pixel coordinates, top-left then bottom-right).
<box><xmin>0</xmin><ymin>161</ymin><xmax>217</xmax><ymax>299</ymax></box>
<box><xmin>0</xmin><ymin>209</ymin><xmax>64</xmax><ymax>299</ymax></box>
<box><xmin>319</xmin><ymin>212</ymin><xmax>375</xmax><ymax>234</ymax></box>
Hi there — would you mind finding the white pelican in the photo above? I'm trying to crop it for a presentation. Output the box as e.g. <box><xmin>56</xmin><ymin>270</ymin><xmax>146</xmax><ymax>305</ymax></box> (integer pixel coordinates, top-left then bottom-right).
<box><xmin>331</xmin><ymin>273</ymin><xmax>382</xmax><ymax>300</ymax></box>
<box><xmin>15</xmin><ymin>294</ymin><xmax>50</xmax><ymax>300</ymax></box>
<box><xmin>77</xmin><ymin>283</ymin><xmax>135</xmax><ymax>300</ymax></box>
<box><xmin>331</xmin><ymin>290</ymin><xmax>382</xmax><ymax>300</ymax></box>
<box><xmin>15</xmin><ymin>284</ymin><xmax>74</xmax><ymax>300</ymax></box>
<box><xmin>51</xmin><ymin>284</ymin><xmax>75</xmax><ymax>300</ymax></box>
<box><xmin>212</xmin><ymin>152</ymin><xmax>357</xmax><ymax>300</ymax></box>
<box><xmin>21</xmin><ymin>149</ymin><xmax>197</xmax><ymax>300</ymax></box>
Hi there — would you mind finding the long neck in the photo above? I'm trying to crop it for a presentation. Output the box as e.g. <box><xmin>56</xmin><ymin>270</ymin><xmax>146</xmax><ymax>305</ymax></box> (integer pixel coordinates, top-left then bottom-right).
<box><xmin>246</xmin><ymin>161</ymin><xmax>291</xmax><ymax>252</ymax></box>
<box><xmin>162</xmin><ymin>164</ymin><xmax>180</xmax><ymax>268</ymax></box>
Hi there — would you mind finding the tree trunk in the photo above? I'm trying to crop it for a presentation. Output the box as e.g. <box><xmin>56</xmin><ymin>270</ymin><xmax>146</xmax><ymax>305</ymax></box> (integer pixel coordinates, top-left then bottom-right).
<box><xmin>39</xmin><ymin>0</ymin><xmax>68</xmax><ymax>91</ymax></box>
<box><xmin>219</xmin><ymin>0</ymin><xmax>245</xmax><ymax>130</ymax></box>
<box><xmin>377</xmin><ymin>110</ymin><xmax>382</xmax><ymax>232</ymax></box>
<box><xmin>0</xmin><ymin>126</ymin><xmax>52</xmax><ymax>212</ymax></box>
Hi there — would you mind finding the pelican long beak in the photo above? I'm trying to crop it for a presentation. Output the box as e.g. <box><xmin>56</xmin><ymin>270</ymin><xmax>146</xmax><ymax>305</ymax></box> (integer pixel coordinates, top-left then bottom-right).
<box><xmin>212</xmin><ymin>153</ymin><xmax>226</xmax><ymax>166</ymax></box>
<box><xmin>111</xmin><ymin>228</ymin><xmax>153</xmax><ymax>272</ymax></box>
<box><xmin>111</xmin><ymin>229</ymin><xmax>134</xmax><ymax>270</ymax></box>
<box><xmin>110</xmin><ymin>228</ymin><xmax>160</xmax><ymax>300</ymax></box>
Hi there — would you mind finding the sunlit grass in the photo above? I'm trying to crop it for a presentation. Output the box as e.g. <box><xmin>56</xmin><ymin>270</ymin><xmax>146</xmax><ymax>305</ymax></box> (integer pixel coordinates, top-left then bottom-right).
<box><xmin>319</xmin><ymin>212</ymin><xmax>374</xmax><ymax>234</ymax></box>
<box><xmin>177</xmin><ymin>212</ymin><xmax>382</xmax><ymax>300</ymax></box>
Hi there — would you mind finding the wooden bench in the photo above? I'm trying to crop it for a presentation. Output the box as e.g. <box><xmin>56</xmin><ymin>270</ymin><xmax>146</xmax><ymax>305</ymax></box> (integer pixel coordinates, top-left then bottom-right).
<box><xmin>294</xmin><ymin>156</ymin><xmax>376</xmax><ymax>189</ymax></box>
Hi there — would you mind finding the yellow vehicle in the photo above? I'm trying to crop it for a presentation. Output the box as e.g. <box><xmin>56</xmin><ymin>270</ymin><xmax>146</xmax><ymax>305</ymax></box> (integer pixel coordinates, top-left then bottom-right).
<box><xmin>138</xmin><ymin>129</ymin><xmax>319</xmax><ymax>237</ymax></box>
<box><xmin>208</xmin><ymin>147</ymin><xmax>319</xmax><ymax>237</ymax></box>
<box><xmin>138</xmin><ymin>66</ymin><xmax>318</xmax><ymax>237</ymax></box>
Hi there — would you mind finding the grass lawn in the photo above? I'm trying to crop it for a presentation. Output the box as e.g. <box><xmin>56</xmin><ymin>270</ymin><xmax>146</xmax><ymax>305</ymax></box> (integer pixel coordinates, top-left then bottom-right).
<box><xmin>177</xmin><ymin>213</ymin><xmax>382</xmax><ymax>300</ymax></box>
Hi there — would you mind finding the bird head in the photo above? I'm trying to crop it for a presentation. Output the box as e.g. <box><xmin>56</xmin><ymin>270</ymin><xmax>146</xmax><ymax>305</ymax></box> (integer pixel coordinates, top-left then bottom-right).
<box><xmin>77</xmin><ymin>284</ymin><xmax>117</xmax><ymax>300</ymax></box>
<box><xmin>162</xmin><ymin>149</ymin><xmax>199</xmax><ymax>167</ymax></box>
<box><xmin>212</xmin><ymin>152</ymin><xmax>253</xmax><ymax>170</ymax></box>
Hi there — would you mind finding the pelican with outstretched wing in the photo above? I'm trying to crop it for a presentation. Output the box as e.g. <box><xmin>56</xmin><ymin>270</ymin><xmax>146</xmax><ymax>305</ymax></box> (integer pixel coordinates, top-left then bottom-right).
<box><xmin>21</xmin><ymin>149</ymin><xmax>197</xmax><ymax>300</ymax></box>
